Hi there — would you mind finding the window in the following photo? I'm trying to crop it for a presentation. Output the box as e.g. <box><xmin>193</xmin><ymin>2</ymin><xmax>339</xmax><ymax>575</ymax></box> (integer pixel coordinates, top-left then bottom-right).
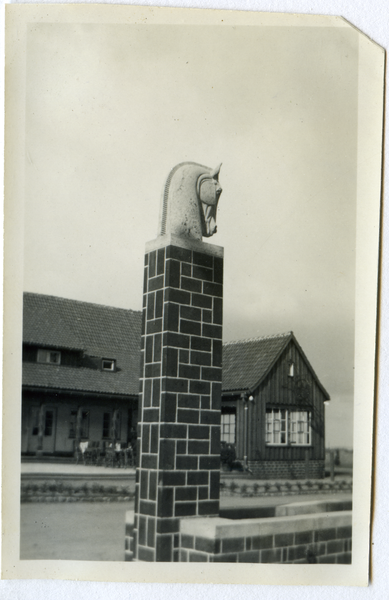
<box><xmin>44</xmin><ymin>410</ymin><xmax>54</xmax><ymax>436</ymax></box>
<box><xmin>288</xmin><ymin>362</ymin><xmax>294</xmax><ymax>377</ymax></box>
<box><xmin>69</xmin><ymin>410</ymin><xmax>89</xmax><ymax>439</ymax></box>
<box><xmin>221</xmin><ymin>410</ymin><xmax>236</xmax><ymax>444</ymax></box>
<box><xmin>266</xmin><ymin>408</ymin><xmax>287</xmax><ymax>444</ymax></box>
<box><xmin>37</xmin><ymin>349</ymin><xmax>61</xmax><ymax>365</ymax></box>
<box><xmin>289</xmin><ymin>410</ymin><xmax>311</xmax><ymax>445</ymax></box>
<box><xmin>102</xmin><ymin>359</ymin><xmax>116</xmax><ymax>372</ymax></box>
<box><xmin>102</xmin><ymin>412</ymin><xmax>111</xmax><ymax>439</ymax></box>
<box><xmin>266</xmin><ymin>408</ymin><xmax>311</xmax><ymax>445</ymax></box>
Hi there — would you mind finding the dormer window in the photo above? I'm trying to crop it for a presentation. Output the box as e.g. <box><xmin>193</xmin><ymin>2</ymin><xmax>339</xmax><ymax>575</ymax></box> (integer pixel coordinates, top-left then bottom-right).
<box><xmin>37</xmin><ymin>349</ymin><xmax>61</xmax><ymax>365</ymax></box>
<box><xmin>102</xmin><ymin>358</ymin><xmax>116</xmax><ymax>372</ymax></box>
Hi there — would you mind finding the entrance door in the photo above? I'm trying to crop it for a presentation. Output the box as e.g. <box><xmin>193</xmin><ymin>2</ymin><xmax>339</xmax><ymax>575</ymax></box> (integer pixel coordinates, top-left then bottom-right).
<box><xmin>27</xmin><ymin>406</ymin><xmax>57</xmax><ymax>454</ymax></box>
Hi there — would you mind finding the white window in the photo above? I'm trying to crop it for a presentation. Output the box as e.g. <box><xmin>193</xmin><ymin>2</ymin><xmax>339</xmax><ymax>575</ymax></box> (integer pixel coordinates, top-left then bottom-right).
<box><xmin>266</xmin><ymin>408</ymin><xmax>287</xmax><ymax>444</ymax></box>
<box><xmin>37</xmin><ymin>349</ymin><xmax>61</xmax><ymax>365</ymax></box>
<box><xmin>289</xmin><ymin>410</ymin><xmax>311</xmax><ymax>445</ymax></box>
<box><xmin>102</xmin><ymin>359</ymin><xmax>116</xmax><ymax>371</ymax></box>
<box><xmin>266</xmin><ymin>408</ymin><xmax>311</xmax><ymax>446</ymax></box>
<box><xmin>221</xmin><ymin>411</ymin><xmax>236</xmax><ymax>444</ymax></box>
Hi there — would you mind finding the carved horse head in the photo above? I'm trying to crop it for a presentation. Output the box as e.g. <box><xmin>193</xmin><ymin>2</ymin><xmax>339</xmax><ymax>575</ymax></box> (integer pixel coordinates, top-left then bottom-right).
<box><xmin>159</xmin><ymin>162</ymin><xmax>222</xmax><ymax>240</ymax></box>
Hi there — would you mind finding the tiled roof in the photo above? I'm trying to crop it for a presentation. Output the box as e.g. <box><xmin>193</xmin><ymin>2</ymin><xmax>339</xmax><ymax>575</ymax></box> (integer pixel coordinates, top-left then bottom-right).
<box><xmin>22</xmin><ymin>363</ymin><xmax>137</xmax><ymax>396</ymax></box>
<box><xmin>23</xmin><ymin>293</ymin><xmax>142</xmax><ymax>396</ymax></box>
<box><xmin>222</xmin><ymin>332</ymin><xmax>330</xmax><ymax>399</ymax></box>
<box><xmin>222</xmin><ymin>332</ymin><xmax>293</xmax><ymax>393</ymax></box>
<box><xmin>23</xmin><ymin>294</ymin><xmax>329</xmax><ymax>400</ymax></box>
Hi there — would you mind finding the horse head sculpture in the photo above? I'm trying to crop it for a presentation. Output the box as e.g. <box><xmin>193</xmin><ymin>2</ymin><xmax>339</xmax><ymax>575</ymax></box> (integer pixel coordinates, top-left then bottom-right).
<box><xmin>159</xmin><ymin>162</ymin><xmax>222</xmax><ymax>240</ymax></box>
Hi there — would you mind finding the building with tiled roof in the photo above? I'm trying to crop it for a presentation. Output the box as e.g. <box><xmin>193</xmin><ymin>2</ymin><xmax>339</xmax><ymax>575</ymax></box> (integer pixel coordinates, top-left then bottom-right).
<box><xmin>21</xmin><ymin>293</ymin><xmax>329</xmax><ymax>478</ymax></box>
<box><xmin>221</xmin><ymin>332</ymin><xmax>329</xmax><ymax>479</ymax></box>
<box><xmin>21</xmin><ymin>293</ymin><xmax>142</xmax><ymax>456</ymax></box>
<box><xmin>222</xmin><ymin>332</ymin><xmax>328</xmax><ymax>396</ymax></box>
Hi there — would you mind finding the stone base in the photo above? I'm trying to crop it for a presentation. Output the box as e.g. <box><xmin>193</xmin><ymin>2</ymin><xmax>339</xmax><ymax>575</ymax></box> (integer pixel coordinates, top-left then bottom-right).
<box><xmin>247</xmin><ymin>460</ymin><xmax>325</xmax><ymax>480</ymax></box>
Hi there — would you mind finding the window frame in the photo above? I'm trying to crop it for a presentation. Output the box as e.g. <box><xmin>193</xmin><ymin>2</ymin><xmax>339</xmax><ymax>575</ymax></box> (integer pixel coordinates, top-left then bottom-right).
<box><xmin>102</xmin><ymin>358</ymin><xmax>116</xmax><ymax>372</ymax></box>
<box><xmin>37</xmin><ymin>348</ymin><xmax>61</xmax><ymax>365</ymax></box>
<box><xmin>221</xmin><ymin>409</ymin><xmax>236</xmax><ymax>445</ymax></box>
<box><xmin>44</xmin><ymin>409</ymin><xmax>54</xmax><ymax>437</ymax></box>
<box><xmin>266</xmin><ymin>408</ymin><xmax>311</xmax><ymax>446</ymax></box>
<box><xmin>102</xmin><ymin>412</ymin><xmax>111</xmax><ymax>439</ymax></box>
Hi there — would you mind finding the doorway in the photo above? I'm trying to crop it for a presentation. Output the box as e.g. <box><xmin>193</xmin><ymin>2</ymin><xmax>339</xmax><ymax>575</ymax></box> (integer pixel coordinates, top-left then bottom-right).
<box><xmin>27</xmin><ymin>406</ymin><xmax>57</xmax><ymax>454</ymax></box>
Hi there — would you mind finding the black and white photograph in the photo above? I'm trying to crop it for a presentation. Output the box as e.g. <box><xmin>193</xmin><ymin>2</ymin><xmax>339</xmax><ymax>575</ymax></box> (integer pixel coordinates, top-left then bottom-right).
<box><xmin>2</xmin><ymin>3</ymin><xmax>385</xmax><ymax>590</ymax></box>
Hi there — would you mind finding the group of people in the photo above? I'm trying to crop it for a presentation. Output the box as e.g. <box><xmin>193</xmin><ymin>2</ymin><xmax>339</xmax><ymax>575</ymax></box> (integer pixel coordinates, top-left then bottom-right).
<box><xmin>76</xmin><ymin>440</ymin><xmax>135</xmax><ymax>468</ymax></box>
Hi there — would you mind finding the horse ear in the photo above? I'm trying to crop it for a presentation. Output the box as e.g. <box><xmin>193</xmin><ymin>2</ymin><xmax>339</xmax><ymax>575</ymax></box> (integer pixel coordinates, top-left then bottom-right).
<box><xmin>210</xmin><ymin>163</ymin><xmax>222</xmax><ymax>181</ymax></box>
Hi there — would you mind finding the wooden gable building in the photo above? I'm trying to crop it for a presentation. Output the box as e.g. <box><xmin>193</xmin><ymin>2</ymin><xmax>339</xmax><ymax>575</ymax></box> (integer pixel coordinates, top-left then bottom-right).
<box><xmin>222</xmin><ymin>333</ymin><xmax>330</xmax><ymax>479</ymax></box>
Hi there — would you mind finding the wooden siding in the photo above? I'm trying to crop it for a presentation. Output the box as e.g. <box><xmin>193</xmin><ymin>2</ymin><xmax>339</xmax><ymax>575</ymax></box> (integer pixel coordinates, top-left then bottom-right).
<box><xmin>248</xmin><ymin>340</ymin><xmax>326</xmax><ymax>462</ymax></box>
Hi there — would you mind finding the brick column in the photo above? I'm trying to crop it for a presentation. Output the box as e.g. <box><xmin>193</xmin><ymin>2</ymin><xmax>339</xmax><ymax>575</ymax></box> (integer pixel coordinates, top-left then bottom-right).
<box><xmin>132</xmin><ymin>234</ymin><xmax>223</xmax><ymax>562</ymax></box>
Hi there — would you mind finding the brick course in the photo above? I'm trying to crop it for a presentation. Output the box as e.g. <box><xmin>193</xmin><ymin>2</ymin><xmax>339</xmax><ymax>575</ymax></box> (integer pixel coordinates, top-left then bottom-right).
<box><xmin>247</xmin><ymin>459</ymin><xmax>325</xmax><ymax>480</ymax></box>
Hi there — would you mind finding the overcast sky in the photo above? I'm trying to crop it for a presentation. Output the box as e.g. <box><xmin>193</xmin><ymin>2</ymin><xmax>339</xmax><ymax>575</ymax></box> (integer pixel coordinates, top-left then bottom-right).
<box><xmin>23</xmin><ymin>22</ymin><xmax>358</xmax><ymax>447</ymax></box>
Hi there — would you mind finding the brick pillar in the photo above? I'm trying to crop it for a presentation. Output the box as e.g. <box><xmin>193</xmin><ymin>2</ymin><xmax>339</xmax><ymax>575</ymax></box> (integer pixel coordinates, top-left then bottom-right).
<box><xmin>132</xmin><ymin>234</ymin><xmax>223</xmax><ymax>562</ymax></box>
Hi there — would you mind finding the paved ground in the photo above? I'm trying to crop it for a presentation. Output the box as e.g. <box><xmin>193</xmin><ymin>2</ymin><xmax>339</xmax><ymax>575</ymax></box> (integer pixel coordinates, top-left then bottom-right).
<box><xmin>20</xmin><ymin>502</ymin><xmax>133</xmax><ymax>561</ymax></box>
<box><xmin>20</xmin><ymin>462</ymin><xmax>352</xmax><ymax>562</ymax></box>
<box><xmin>21</xmin><ymin>462</ymin><xmax>136</xmax><ymax>477</ymax></box>
<box><xmin>21</xmin><ymin>462</ymin><xmax>136</xmax><ymax>486</ymax></box>
<box><xmin>20</xmin><ymin>491</ymin><xmax>352</xmax><ymax>562</ymax></box>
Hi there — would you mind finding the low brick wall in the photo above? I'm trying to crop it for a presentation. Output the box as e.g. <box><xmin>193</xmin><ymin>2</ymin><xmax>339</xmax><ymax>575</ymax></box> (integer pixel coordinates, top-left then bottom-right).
<box><xmin>220</xmin><ymin>477</ymin><xmax>352</xmax><ymax>497</ymax></box>
<box><xmin>21</xmin><ymin>481</ymin><xmax>134</xmax><ymax>503</ymax></box>
<box><xmin>125</xmin><ymin>501</ymin><xmax>352</xmax><ymax>563</ymax></box>
<box><xmin>20</xmin><ymin>476</ymin><xmax>351</xmax><ymax>503</ymax></box>
<box><xmin>178</xmin><ymin>511</ymin><xmax>351</xmax><ymax>563</ymax></box>
<box><xmin>247</xmin><ymin>460</ymin><xmax>324</xmax><ymax>480</ymax></box>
